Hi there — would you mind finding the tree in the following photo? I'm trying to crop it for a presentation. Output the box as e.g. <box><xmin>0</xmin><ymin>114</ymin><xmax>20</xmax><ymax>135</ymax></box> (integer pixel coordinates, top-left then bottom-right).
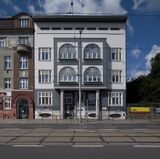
<box><xmin>127</xmin><ymin>53</ymin><xmax>160</xmax><ymax>103</ymax></box>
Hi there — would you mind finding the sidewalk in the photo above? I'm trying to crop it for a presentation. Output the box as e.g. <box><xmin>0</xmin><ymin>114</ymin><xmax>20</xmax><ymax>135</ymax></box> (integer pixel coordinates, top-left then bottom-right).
<box><xmin>0</xmin><ymin>118</ymin><xmax>158</xmax><ymax>124</ymax></box>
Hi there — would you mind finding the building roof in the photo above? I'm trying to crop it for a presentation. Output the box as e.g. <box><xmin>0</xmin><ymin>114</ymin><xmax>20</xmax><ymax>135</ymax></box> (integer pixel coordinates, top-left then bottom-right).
<box><xmin>32</xmin><ymin>14</ymin><xmax>127</xmax><ymax>23</ymax></box>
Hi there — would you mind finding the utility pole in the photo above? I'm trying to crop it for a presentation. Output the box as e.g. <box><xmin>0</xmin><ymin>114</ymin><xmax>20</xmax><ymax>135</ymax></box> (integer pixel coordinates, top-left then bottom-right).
<box><xmin>79</xmin><ymin>30</ymin><xmax>82</xmax><ymax>123</ymax></box>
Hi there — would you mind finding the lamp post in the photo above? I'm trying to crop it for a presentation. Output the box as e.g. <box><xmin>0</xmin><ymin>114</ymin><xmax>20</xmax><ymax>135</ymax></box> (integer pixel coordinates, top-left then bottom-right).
<box><xmin>79</xmin><ymin>30</ymin><xmax>82</xmax><ymax>123</ymax></box>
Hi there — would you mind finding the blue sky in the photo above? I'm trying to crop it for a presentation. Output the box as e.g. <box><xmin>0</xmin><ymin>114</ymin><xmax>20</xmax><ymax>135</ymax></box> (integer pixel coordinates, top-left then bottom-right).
<box><xmin>0</xmin><ymin>0</ymin><xmax>160</xmax><ymax>80</ymax></box>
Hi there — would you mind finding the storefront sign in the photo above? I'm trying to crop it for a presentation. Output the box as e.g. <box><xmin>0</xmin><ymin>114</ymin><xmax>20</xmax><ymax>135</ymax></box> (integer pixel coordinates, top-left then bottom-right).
<box><xmin>154</xmin><ymin>108</ymin><xmax>160</xmax><ymax>114</ymax></box>
<box><xmin>130</xmin><ymin>107</ymin><xmax>150</xmax><ymax>113</ymax></box>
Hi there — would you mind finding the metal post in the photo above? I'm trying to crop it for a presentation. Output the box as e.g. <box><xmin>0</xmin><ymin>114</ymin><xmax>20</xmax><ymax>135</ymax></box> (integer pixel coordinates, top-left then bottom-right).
<box><xmin>79</xmin><ymin>30</ymin><xmax>82</xmax><ymax>123</ymax></box>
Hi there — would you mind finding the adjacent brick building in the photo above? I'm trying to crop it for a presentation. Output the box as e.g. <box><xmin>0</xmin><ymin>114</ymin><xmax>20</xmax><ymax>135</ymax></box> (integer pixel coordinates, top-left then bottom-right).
<box><xmin>0</xmin><ymin>13</ymin><xmax>34</xmax><ymax>119</ymax></box>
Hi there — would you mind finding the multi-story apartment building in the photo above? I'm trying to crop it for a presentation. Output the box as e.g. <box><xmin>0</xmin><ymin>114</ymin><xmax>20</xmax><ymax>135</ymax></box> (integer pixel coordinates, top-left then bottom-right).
<box><xmin>33</xmin><ymin>14</ymin><xmax>127</xmax><ymax>119</ymax></box>
<box><xmin>0</xmin><ymin>13</ymin><xmax>34</xmax><ymax>119</ymax></box>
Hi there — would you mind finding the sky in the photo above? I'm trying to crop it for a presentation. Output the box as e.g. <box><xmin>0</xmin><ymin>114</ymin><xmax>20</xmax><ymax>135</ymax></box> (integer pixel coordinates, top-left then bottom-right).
<box><xmin>0</xmin><ymin>0</ymin><xmax>160</xmax><ymax>80</ymax></box>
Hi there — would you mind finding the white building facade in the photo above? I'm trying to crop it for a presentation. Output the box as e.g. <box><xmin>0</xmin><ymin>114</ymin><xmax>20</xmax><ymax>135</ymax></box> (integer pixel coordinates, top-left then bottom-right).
<box><xmin>33</xmin><ymin>15</ymin><xmax>127</xmax><ymax>120</ymax></box>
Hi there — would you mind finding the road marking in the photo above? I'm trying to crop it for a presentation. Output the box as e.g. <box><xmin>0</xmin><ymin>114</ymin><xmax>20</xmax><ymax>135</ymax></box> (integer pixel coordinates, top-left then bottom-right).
<box><xmin>133</xmin><ymin>145</ymin><xmax>160</xmax><ymax>148</ymax></box>
<box><xmin>12</xmin><ymin>145</ymin><xmax>43</xmax><ymax>148</ymax></box>
<box><xmin>73</xmin><ymin>144</ymin><xmax>104</xmax><ymax>148</ymax></box>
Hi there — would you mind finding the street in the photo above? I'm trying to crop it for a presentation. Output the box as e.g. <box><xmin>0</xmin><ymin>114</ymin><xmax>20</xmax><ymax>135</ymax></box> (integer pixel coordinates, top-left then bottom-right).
<box><xmin>0</xmin><ymin>144</ymin><xmax>160</xmax><ymax>159</ymax></box>
<box><xmin>0</xmin><ymin>119</ymin><xmax>160</xmax><ymax>158</ymax></box>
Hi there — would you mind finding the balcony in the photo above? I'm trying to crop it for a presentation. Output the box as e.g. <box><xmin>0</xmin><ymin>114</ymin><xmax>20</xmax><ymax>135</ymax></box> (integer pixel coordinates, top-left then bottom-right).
<box><xmin>16</xmin><ymin>41</ymin><xmax>31</xmax><ymax>54</ymax></box>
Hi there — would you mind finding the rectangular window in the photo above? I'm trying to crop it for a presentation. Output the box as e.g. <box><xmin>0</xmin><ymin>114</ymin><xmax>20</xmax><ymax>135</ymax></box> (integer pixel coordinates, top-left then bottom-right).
<box><xmin>20</xmin><ymin>78</ymin><xmax>28</xmax><ymax>89</ymax></box>
<box><xmin>0</xmin><ymin>38</ymin><xmax>6</xmax><ymax>47</ymax></box>
<box><xmin>52</xmin><ymin>27</ymin><xmax>61</xmax><ymax>30</ymax></box>
<box><xmin>108</xmin><ymin>92</ymin><xmax>123</xmax><ymax>106</ymax></box>
<box><xmin>99</xmin><ymin>27</ymin><xmax>108</xmax><ymax>30</ymax></box>
<box><xmin>4</xmin><ymin>98</ymin><xmax>11</xmax><ymax>110</ymax></box>
<box><xmin>38</xmin><ymin>92</ymin><xmax>52</xmax><ymax>106</ymax></box>
<box><xmin>18</xmin><ymin>37</ymin><xmax>29</xmax><ymax>45</ymax></box>
<box><xmin>20</xmin><ymin>19</ymin><xmax>29</xmax><ymax>28</ymax></box>
<box><xmin>112</xmin><ymin>70</ymin><xmax>122</xmax><ymax>83</ymax></box>
<box><xmin>111</xmin><ymin>48</ymin><xmax>122</xmax><ymax>61</ymax></box>
<box><xmin>20</xmin><ymin>56</ymin><xmax>28</xmax><ymax>69</ymax></box>
<box><xmin>4</xmin><ymin>78</ymin><xmax>11</xmax><ymax>89</ymax></box>
<box><xmin>87</xmin><ymin>27</ymin><xmax>96</xmax><ymax>30</ymax></box>
<box><xmin>39</xmin><ymin>48</ymin><xmax>51</xmax><ymax>61</ymax></box>
<box><xmin>41</xmin><ymin>27</ymin><xmax>50</xmax><ymax>30</ymax></box>
<box><xmin>39</xmin><ymin>70</ymin><xmax>51</xmax><ymax>83</ymax></box>
<box><xmin>4</xmin><ymin>56</ymin><xmax>11</xmax><ymax>70</ymax></box>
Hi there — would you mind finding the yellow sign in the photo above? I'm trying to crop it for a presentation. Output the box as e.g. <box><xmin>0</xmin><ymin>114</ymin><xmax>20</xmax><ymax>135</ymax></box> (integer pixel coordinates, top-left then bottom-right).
<box><xmin>130</xmin><ymin>107</ymin><xmax>150</xmax><ymax>113</ymax></box>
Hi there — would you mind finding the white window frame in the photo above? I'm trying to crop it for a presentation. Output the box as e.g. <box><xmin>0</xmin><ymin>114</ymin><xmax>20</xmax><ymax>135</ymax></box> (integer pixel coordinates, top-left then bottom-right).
<box><xmin>108</xmin><ymin>92</ymin><xmax>123</xmax><ymax>106</ymax></box>
<box><xmin>39</xmin><ymin>70</ymin><xmax>51</xmax><ymax>83</ymax></box>
<box><xmin>20</xmin><ymin>56</ymin><xmax>28</xmax><ymax>69</ymax></box>
<box><xmin>59</xmin><ymin>43</ymin><xmax>77</xmax><ymax>60</ymax></box>
<box><xmin>111</xmin><ymin>70</ymin><xmax>122</xmax><ymax>83</ymax></box>
<box><xmin>39</xmin><ymin>48</ymin><xmax>51</xmax><ymax>61</ymax></box>
<box><xmin>111</xmin><ymin>48</ymin><xmax>122</xmax><ymax>61</ymax></box>
<box><xmin>18</xmin><ymin>37</ymin><xmax>29</xmax><ymax>45</ymax></box>
<box><xmin>20</xmin><ymin>78</ymin><xmax>28</xmax><ymax>89</ymax></box>
<box><xmin>84</xmin><ymin>43</ymin><xmax>101</xmax><ymax>60</ymax></box>
<box><xmin>20</xmin><ymin>19</ymin><xmax>29</xmax><ymax>28</ymax></box>
<box><xmin>4</xmin><ymin>56</ymin><xmax>11</xmax><ymax>70</ymax></box>
<box><xmin>4</xmin><ymin>78</ymin><xmax>11</xmax><ymax>89</ymax></box>
<box><xmin>0</xmin><ymin>38</ymin><xmax>6</xmax><ymax>47</ymax></box>
<box><xmin>38</xmin><ymin>92</ymin><xmax>52</xmax><ymax>106</ymax></box>
<box><xmin>4</xmin><ymin>98</ymin><xmax>11</xmax><ymax>110</ymax></box>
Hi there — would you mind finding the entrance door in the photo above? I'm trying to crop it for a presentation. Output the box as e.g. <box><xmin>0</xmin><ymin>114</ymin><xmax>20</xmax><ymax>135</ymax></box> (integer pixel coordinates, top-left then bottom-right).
<box><xmin>17</xmin><ymin>99</ymin><xmax>29</xmax><ymax>119</ymax></box>
<box><xmin>64</xmin><ymin>93</ymin><xmax>74</xmax><ymax>119</ymax></box>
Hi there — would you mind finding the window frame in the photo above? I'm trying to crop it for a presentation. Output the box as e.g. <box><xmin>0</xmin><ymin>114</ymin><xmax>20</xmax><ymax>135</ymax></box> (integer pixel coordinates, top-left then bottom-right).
<box><xmin>20</xmin><ymin>56</ymin><xmax>28</xmax><ymax>69</ymax></box>
<box><xmin>83</xmin><ymin>43</ymin><xmax>101</xmax><ymax>60</ymax></box>
<box><xmin>111</xmin><ymin>48</ymin><xmax>122</xmax><ymax>61</ymax></box>
<box><xmin>111</xmin><ymin>70</ymin><xmax>122</xmax><ymax>83</ymax></box>
<box><xmin>38</xmin><ymin>92</ymin><xmax>52</xmax><ymax>106</ymax></box>
<box><xmin>19</xmin><ymin>78</ymin><xmax>28</xmax><ymax>89</ymax></box>
<box><xmin>39</xmin><ymin>48</ymin><xmax>51</xmax><ymax>61</ymax></box>
<box><xmin>4</xmin><ymin>78</ymin><xmax>11</xmax><ymax>89</ymax></box>
<box><xmin>0</xmin><ymin>38</ymin><xmax>6</xmax><ymax>47</ymax></box>
<box><xmin>59</xmin><ymin>67</ymin><xmax>77</xmax><ymax>83</ymax></box>
<box><xmin>4</xmin><ymin>98</ymin><xmax>12</xmax><ymax>110</ymax></box>
<box><xmin>20</xmin><ymin>19</ymin><xmax>29</xmax><ymax>28</ymax></box>
<box><xmin>18</xmin><ymin>37</ymin><xmax>29</xmax><ymax>45</ymax></box>
<box><xmin>4</xmin><ymin>56</ymin><xmax>11</xmax><ymax>70</ymax></box>
<box><xmin>108</xmin><ymin>92</ymin><xmax>123</xmax><ymax>106</ymax></box>
<box><xmin>38</xmin><ymin>70</ymin><xmax>52</xmax><ymax>83</ymax></box>
<box><xmin>84</xmin><ymin>67</ymin><xmax>102</xmax><ymax>83</ymax></box>
<box><xmin>59</xmin><ymin>43</ymin><xmax>77</xmax><ymax>60</ymax></box>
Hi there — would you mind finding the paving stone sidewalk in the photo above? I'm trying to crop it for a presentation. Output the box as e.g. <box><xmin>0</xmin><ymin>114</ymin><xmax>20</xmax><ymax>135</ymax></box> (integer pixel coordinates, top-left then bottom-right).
<box><xmin>0</xmin><ymin>128</ymin><xmax>160</xmax><ymax>145</ymax></box>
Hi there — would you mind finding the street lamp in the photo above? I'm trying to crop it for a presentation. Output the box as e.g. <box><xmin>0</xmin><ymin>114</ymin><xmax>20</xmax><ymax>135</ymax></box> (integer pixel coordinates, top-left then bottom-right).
<box><xmin>79</xmin><ymin>30</ymin><xmax>82</xmax><ymax>123</ymax></box>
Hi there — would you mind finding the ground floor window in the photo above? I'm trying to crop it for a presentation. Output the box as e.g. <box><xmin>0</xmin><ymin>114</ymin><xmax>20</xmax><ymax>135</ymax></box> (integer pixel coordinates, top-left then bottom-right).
<box><xmin>108</xmin><ymin>92</ymin><xmax>123</xmax><ymax>106</ymax></box>
<box><xmin>4</xmin><ymin>98</ymin><xmax>11</xmax><ymax>110</ymax></box>
<box><xmin>38</xmin><ymin>92</ymin><xmax>52</xmax><ymax>106</ymax></box>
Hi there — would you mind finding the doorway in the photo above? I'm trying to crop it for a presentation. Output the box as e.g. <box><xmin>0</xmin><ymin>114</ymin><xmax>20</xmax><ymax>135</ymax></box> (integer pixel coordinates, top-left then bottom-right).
<box><xmin>17</xmin><ymin>99</ymin><xmax>29</xmax><ymax>119</ymax></box>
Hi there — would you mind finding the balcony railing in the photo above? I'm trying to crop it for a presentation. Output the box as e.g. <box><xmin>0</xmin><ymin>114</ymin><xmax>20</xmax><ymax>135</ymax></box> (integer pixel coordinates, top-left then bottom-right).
<box><xmin>16</xmin><ymin>40</ymin><xmax>31</xmax><ymax>54</ymax></box>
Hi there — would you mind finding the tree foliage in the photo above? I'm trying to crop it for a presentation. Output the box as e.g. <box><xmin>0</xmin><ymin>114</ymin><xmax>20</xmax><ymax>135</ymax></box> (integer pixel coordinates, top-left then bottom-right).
<box><xmin>127</xmin><ymin>53</ymin><xmax>160</xmax><ymax>103</ymax></box>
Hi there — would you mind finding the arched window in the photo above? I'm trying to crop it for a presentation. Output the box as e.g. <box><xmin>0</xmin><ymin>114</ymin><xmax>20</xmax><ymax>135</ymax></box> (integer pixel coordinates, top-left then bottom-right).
<box><xmin>84</xmin><ymin>44</ymin><xmax>101</xmax><ymax>59</ymax></box>
<box><xmin>59</xmin><ymin>67</ymin><xmax>77</xmax><ymax>82</ymax></box>
<box><xmin>59</xmin><ymin>44</ymin><xmax>76</xmax><ymax>59</ymax></box>
<box><xmin>84</xmin><ymin>67</ymin><xmax>102</xmax><ymax>83</ymax></box>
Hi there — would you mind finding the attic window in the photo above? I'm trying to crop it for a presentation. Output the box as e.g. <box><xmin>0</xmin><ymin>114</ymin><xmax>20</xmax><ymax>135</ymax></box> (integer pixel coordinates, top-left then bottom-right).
<box><xmin>111</xmin><ymin>28</ymin><xmax>120</xmax><ymax>30</ymax></box>
<box><xmin>20</xmin><ymin>19</ymin><xmax>29</xmax><ymax>28</ymax></box>
<box><xmin>41</xmin><ymin>27</ymin><xmax>50</xmax><ymax>30</ymax></box>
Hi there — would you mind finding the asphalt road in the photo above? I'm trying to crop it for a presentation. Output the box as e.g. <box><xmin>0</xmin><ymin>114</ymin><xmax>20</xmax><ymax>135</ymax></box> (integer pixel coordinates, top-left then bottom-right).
<box><xmin>0</xmin><ymin>119</ymin><xmax>160</xmax><ymax>129</ymax></box>
<box><xmin>0</xmin><ymin>144</ymin><xmax>160</xmax><ymax>159</ymax></box>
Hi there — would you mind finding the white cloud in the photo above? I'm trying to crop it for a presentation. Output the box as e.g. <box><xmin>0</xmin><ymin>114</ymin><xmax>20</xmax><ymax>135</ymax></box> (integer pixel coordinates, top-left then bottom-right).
<box><xmin>28</xmin><ymin>5</ymin><xmax>36</xmax><ymax>13</ymax></box>
<box><xmin>129</xmin><ymin>44</ymin><xmax>160</xmax><ymax>80</ymax></box>
<box><xmin>132</xmin><ymin>0</ymin><xmax>160</xmax><ymax>12</ymax></box>
<box><xmin>38</xmin><ymin>0</ymin><xmax>127</xmax><ymax>14</ymax></box>
<box><xmin>131</xmin><ymin>48</ymin><xmax>141</xmax><ymax>59</ymax></box>
<box><xmin>126</xmin><ymin>20</ymin><xmax>134</xmax><ymax>36</ymax></box>
<box><xmin>13</xmin><ymin>5</ymin><xmax>21</xmax><ymax>12</ymax></box>
<box><xmin>145</xmin><ymin>45</ymin><xmax>160</xmax><ymax>70</ymax></box>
